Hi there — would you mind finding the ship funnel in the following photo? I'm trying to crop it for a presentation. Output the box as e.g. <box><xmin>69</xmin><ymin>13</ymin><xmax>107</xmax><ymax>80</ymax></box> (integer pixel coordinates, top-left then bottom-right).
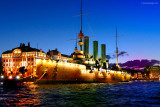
<box><xmin>93</xmin><ymin>41</ymin><xmax>98</xmax><ymax>61</ymax></box>
<box><xmin>83</xmin><ymin>36</ymin><xmax>89</xmax><ymax>58</ymax></box>
<box><xmin>101</xmin><ymin>44</ymin><xmax>106</xmax><ymax>64</ymax></box>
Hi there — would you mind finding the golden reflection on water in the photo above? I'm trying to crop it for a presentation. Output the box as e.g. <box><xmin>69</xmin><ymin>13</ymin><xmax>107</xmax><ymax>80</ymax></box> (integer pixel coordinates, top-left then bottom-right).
<box><xmin>0</xmin><ymin>82</ymin><xmax>41</xmax><ymax>106</ymax></box>
<box><xmin>19</xmin><ymin>82</ymin><xmax>41</xmax><ymax>106</ymax></box>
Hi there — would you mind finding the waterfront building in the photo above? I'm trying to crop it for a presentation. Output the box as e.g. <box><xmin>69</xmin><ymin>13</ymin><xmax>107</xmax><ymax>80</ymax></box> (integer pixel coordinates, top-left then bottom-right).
<box><xmin>145</xmin><ymin>65</ymin><xmax>160</xmax><ymax>80</ymax></box>
<box><xmin>137</xmin><ymin>72</ymin><xmax>142</xmax><ymax>79</ymax></box>
<box><xmin>1</xmin><ymin>42</ymin><xmax>47</xmax><ymax>77</ymax></box>
<box><xmin>47</xmin><ymin>49</ymin><xmax>72</xmax><ymax>62</ymax></box>
<box><xmin>47</xmin><ymin>49</ymin><xmax>61</xmax><ymax>60</ymax></box>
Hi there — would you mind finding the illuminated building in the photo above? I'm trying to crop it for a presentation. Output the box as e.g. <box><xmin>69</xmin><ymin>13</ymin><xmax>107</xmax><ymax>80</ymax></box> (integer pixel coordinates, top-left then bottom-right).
<box><xmin>137</xmin><ymin>72</ymin><xmax>142</xmax><ymax>79</ymax></box>
<box><xmin>1</xmin><ymin>42</ymin><xmax>47</xmax><ymax>77</ymax></box>
<box><xmin>146</xmin><ymin>65</ymin><xmax>160</xmax><ymax>80</ymax></box>
<box><xmin>47</xmin><ymin>49</ymin><xmax>72</xmax><ymax>62</ymax></box>
<box><xmin>47</xmin><ymin>49</ymin><xmax>61</xmax><ymax>60</ymax></box>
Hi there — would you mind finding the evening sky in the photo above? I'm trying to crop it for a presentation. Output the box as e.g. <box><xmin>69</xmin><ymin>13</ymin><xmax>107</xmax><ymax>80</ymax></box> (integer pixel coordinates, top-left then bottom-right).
<box><xmin>0</xmin><ymin>0</ymin><xmax>160</xmax><ymax>63</ymax></box>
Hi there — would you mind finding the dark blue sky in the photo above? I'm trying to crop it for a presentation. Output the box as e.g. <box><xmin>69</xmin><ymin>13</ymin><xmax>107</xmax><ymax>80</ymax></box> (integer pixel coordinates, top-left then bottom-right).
<box><xmin>0</xmin><ymin>0</ymin><xmax>160</xmax><ymax>63</ymax></box>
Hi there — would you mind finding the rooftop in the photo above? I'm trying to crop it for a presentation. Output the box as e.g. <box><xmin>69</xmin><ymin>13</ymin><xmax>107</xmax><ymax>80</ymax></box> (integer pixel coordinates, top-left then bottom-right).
<box><xmin>2</xmin><ymin>42</ymin><xmax>44</xmax><ymax>54</ymax></box>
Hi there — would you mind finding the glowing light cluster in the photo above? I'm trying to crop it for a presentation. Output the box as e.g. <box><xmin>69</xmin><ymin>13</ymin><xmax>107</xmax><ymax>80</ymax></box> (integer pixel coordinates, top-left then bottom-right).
<box><xmin>16</xmin><ymin>76</ymin><xmax>20</xmax><ymax>79</ymax></box>
<box><xmin>0</xmin><ymin>75</ymin><xmax>4</xmax><ymax>79</ymax></box>
<box><xmin>84</xmin><ymin>61</ymin><xmax>95</xmax><ymax>64</ymax></box>
<box><xmin>9</xmin><ymin>76</ymin><xmax>12</xmax><ymax>79</ymax></box>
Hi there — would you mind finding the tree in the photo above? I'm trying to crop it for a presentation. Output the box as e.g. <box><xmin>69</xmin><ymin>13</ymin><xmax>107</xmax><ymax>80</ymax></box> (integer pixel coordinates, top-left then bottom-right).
<box><xmin>0</xmin><ymin>62</ymin><xmax>3</xmax><ymax>75</ymax></box>
<box><xmin>19</xmin><ymin>66</ymin><xmax>28</xmax><ymax>75</ymax></box>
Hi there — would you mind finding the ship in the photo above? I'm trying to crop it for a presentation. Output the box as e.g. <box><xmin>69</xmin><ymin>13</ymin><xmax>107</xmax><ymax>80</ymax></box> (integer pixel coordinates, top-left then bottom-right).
<box><xmin>34</xmin><ymin>0</ymin><xmax>131</xmax><ymax>84</ymax></box>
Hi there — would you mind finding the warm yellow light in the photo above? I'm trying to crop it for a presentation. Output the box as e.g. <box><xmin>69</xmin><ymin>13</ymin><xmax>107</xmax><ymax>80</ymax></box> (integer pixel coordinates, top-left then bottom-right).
<box><xmin>9</xmin><ymin>76</ymin><xmax>12</xmax><ymax>79</ymax></box>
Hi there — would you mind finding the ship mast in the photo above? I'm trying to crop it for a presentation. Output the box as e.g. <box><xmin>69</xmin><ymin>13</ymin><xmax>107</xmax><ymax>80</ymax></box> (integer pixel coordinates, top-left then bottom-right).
<box><xmin>72</xmin><ymin>0</ymin><xmax>85</xmax><ymax>62</ymax></box>
<box><xmin>116</xmin><ymin>26</ymin><xmax>119</xmax><ymax>67</ymax></box>
<box><xmin>78</xmin><ymin>0</ymin><xmax>84</xmax><ymax>51</ymax></box>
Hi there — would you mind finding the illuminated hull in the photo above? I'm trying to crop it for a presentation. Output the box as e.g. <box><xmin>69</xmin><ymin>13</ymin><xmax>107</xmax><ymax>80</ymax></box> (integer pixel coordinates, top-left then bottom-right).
<box><xmin>35</xmin><ymin>59</ymin><xmax>131</xmax><ymax>84</ymax></box>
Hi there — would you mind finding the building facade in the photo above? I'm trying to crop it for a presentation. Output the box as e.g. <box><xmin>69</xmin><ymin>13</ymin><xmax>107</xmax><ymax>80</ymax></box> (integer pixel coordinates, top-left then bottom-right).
<box><xmin>147</xmin><ymin>65</ymin><xmax>160</xmax><ymax>80</ymax></box>
<box><xmin>1</xmin><ymin>43</ymin><xmax>47</xmax><ymax>77</ymax></box>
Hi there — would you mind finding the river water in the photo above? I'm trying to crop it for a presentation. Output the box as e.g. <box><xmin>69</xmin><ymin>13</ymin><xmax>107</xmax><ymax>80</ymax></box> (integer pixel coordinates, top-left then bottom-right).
<box><xmin>0</xmin><ymin>81</ymin><xmax>160</xmax><ymax>106</ymax></box>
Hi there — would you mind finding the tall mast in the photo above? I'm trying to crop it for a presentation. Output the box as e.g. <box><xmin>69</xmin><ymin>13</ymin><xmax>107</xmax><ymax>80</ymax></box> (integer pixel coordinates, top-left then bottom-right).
<box><xmin>78</xmin><ymin>0</ymin><xmax>84</xmax><ymax>51</ymax></box>
<box><xmin>116</xmin><ymin>26</ymin><xmax>119</xmax><ymax>67</ymax></box>
<box><xmin>81</xmin><ymin>0</ymin><xmax>82</xmax><ymax>33</ymax></box>
<box><xmin>116</xmin><ymin>26</ymin><xmax>117</xmax><ymax>50</ymax></box>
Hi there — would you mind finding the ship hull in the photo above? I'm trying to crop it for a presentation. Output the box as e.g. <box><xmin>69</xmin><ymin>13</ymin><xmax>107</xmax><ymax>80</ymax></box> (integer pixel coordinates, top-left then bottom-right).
<box><xmin>35</xmin><ymin>59</ymin><xmax>131</xmax><ymax>84</ymax></box>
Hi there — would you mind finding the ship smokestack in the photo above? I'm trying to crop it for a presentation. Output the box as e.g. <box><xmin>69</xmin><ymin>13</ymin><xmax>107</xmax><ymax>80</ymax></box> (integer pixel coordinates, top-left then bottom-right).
<box><xmin>101</xmin><ymin>44</ymin><xmax>106</xmax><ymax>64</ymax></box>
<box><xmin>83</xmin><ymin>36</ymin><xmax>89</xmax><ymax>58</ymax></box>
<box><xmin>93</xmin><ymin>41</ymin><xmax>98</xmax><ymax>61</ymax></box>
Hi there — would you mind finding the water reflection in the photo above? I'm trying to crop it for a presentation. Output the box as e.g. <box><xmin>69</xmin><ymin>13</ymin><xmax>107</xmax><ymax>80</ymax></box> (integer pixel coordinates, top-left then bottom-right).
<box><xmin>1</xmin><ymin>81</ymin><xmax>160</xmax><ymax>106</ymax></box>
<box><xmin>0</xmin><ymin>82</ymin><xmax>41</xmax><ymax>106</ymax></box>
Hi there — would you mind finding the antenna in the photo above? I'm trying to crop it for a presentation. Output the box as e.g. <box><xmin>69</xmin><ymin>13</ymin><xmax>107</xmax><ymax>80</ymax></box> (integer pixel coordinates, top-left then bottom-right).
<box><xmin>116</xmin><ymin>26</ymin><xmax>117</xmax><ymax>49</ymax></box>
<box><xmin>72</xmin><ymin>0</ymin><xmax>89</xmax><ymax>33</ymax></box>
<box><xmin>81</xmin><ymin>0</ymin><xmax>82</xmax><ymax>33</ymax></box>
<box><xmin>76</xmin><ymin>36</ymin><xmax>77</xmax><ymax>48</ymax></box>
